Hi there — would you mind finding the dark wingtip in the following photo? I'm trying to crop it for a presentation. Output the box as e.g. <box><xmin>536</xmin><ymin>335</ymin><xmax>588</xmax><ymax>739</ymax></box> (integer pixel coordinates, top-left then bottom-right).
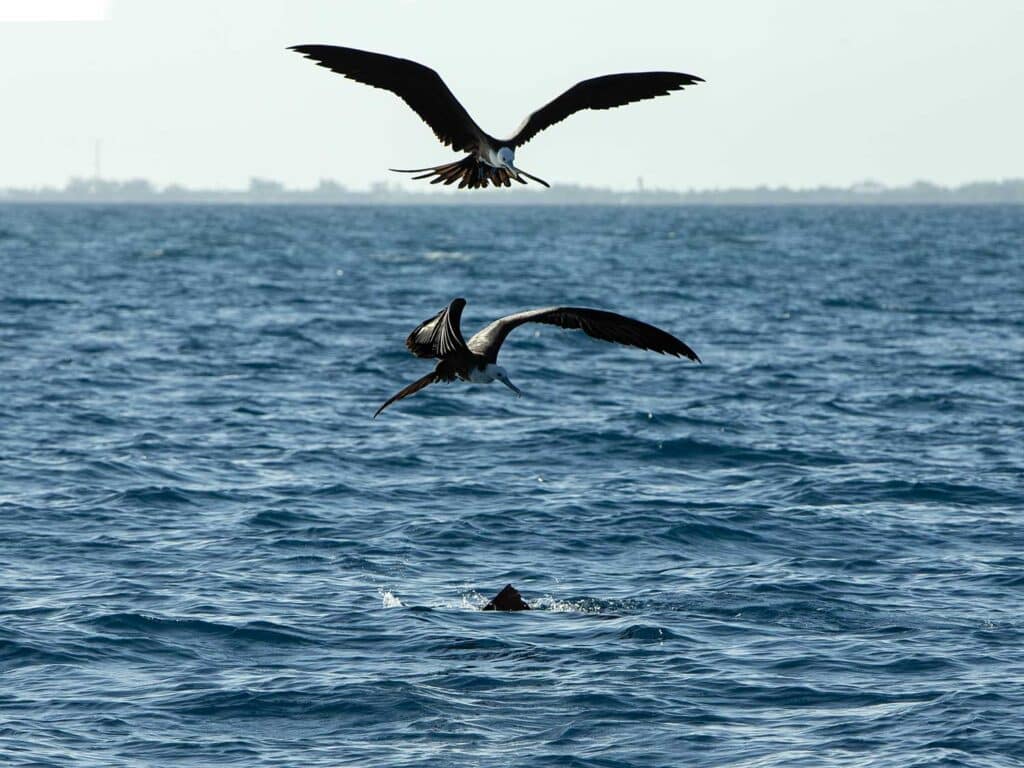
<box><xmin>668</xmin><ymin>73</ymin><xmax>704</xmax><ymax>89</ymax></box>
<box><xmin>288</xmin><ymin>44</ymin><xmax>337</xmax><ymax>61</ymax></box>
<box><xmin>668</xmin><ymin>343</ymin><xmax>701</xmax><ymax>363</ymax></box>
<box><xmin>680</xmin><ymin>345</ymin><xmax>701</xmax><ymax>364</ymax></box>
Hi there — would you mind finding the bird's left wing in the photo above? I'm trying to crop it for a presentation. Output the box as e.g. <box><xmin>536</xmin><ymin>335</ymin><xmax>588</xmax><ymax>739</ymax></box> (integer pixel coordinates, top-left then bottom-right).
<box><xmin>467</xmin><ymin>307</ymin><xmax>701</xmax><ymax>362</ymax></box>
<box><xmin>405</xmin><ymin>298</ymin><xmax>469</xmax><ymax>359</ymax></box>
<box><xmin>374</xmin><ymin>371</ymin><xmax>439</xmax><ymax>419</ymax></box>
<box><xmin>289</xmin><ymin>45</ymin><xmax>485</xmax><ymax>152</ymax></box>
<box><xmin>509</xmin><ymin>72</ymin><xmax>703</xmax><ymax>147</ymax></box>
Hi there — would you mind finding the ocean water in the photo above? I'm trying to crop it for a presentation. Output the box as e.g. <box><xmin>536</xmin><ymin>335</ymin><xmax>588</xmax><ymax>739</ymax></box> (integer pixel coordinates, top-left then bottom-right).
<box><xmin>1</xmin><ymin>203</ymin><xmax>1022</xmax><ymax>767</ymax></box>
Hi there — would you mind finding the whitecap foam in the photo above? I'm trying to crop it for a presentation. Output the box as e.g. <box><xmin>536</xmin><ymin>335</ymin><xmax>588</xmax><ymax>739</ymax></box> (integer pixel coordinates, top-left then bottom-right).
<box><xmin>423</xmin><ymin>250</ymin><xmax>473</xmax><ymax>262</ymax></box>
<box><xmin>530</xmin><ymin>595</ymin><xmax>604</xmax><ymax>613</ymax></box>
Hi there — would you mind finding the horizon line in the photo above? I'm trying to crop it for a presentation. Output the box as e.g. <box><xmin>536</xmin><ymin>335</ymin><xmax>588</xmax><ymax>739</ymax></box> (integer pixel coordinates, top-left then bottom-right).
<box><xmin>4</xmin><ymin>176</ymin><xmax>1024</xmax><ymax>195</ymax></box>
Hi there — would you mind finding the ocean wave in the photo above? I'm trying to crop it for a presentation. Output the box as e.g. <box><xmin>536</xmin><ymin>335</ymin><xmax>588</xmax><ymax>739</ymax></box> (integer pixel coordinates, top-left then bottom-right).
<box><xmin>89</xmin><ymin>613</ymin><xmax>315</xmax><ymax>647</ymax></box>
<box><xmin>3</xmin><ymin>204</ymin><xmax>1023</xmax><ymax>767</ymax></box>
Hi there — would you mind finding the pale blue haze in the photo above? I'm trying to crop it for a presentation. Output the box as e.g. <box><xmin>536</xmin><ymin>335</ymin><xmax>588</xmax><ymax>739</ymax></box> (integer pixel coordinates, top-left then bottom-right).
<box><xmin>2</xmin><ymin>1</ymin><xmax>1024</xmax><ymax>190</ymax></box>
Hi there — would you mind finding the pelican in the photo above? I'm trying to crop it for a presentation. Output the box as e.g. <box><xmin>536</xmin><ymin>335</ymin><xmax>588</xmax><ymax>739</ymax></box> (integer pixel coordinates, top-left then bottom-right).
<box><xmin>374</xmin><ymin>298</ymin><xmax>700</xmax><ymax>418</ymax></box>
<box><xmin>289</xmin><ymin>44</ymin><xmax>703</xmax><ymax>189</ymax></box>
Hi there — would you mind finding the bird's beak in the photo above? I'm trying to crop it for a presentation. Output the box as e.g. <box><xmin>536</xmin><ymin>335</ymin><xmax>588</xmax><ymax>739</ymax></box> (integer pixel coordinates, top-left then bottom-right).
<box><xmin>507</xmin><ymin>164</ymin><xmax>550</xmax><ymax>188</ymax></box>
<box><xmin>500</xmin><ymin>377</ymin><xmax>522</xmax><ymax>398</ymax></box>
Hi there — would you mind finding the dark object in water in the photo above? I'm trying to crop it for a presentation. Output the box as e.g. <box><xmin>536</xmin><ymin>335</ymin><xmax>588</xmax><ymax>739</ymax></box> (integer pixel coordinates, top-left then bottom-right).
<box><xmin>483</xmin><ymin>584</ymin><xmax>531</xmax><ymax>611</ymax></box>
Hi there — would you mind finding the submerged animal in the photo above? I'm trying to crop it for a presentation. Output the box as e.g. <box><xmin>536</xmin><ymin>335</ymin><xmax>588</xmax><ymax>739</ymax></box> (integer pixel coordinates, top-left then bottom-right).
<box><xmin>289</xmin><ymin>44</ymin><xmax>703</xmax><ymax>189</ymax></box>
<box><xmin>483</xmin><ymin>584</ymin><xmax>530</xmax><ymax>611</ymax></box>
<box><xmin>374</xmin><ymin>298</ymin><xmax>700</xmax><ymax>418</ymax></box>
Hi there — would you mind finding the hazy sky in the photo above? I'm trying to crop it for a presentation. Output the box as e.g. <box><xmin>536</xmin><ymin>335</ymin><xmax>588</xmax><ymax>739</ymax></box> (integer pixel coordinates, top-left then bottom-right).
<box><xmin>2</xmin><ymin>0</ymin><xmax>1023</xmax><ymax>190</ymax></box>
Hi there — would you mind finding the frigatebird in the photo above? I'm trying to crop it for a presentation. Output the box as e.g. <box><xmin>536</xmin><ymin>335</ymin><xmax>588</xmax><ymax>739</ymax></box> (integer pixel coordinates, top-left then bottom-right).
<box><xmin>374</xmin><ymin>298</ymin><xmax>700</xmax><ymax>418</ymax></box>
<box><xmin>289</xmin><ymin>44</ymin><xmax>703</xmax><ymax>189</ymax></box>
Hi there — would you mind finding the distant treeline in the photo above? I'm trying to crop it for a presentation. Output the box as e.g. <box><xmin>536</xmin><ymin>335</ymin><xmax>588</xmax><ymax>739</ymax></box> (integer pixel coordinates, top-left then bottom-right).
<box><xmin>3</xmin><ymin>177</ymin><xmax>1024</xmax><ymax>204</ymax></box>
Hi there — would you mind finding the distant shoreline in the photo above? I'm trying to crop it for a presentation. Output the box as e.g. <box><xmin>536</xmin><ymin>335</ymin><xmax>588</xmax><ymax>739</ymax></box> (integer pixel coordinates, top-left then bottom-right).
<box><xmin>2</xmin><ymin>177</ymin><xmax>1023</xmax><ymax>205</ymax></box>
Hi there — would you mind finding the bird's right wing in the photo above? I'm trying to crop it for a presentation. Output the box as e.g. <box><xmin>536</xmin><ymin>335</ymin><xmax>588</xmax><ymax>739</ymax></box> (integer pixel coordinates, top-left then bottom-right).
<box><xmin>374</xmin><ymin>371</ymin><xmax>439</xmax><ymax>419</ymax></box>
<box><xmin>509</xmin><ymin>72</ymin><xmax>703</xmax><ymax>147</ymax></box>
<box><xmin>405</xmin><ymin>298</ymin><xmax>470</xmax><ymax>359</ymax></box>
<box><xmin>467</xmin><ymin>306</ymin><xmax>701</xmax><ymax>362</ymax></box>
<box><xmin>289</xmin><ymin>45</ymin><xmax>485</xmax><ymax>152</ymax></box>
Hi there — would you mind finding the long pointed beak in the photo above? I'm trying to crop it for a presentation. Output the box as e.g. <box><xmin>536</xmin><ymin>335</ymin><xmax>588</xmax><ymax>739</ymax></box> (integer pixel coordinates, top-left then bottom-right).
<box><xmin>500</xmin><ymin>377</ymin><xmax>522</xmax><ymax>398</ymax></box>
<box><xmin>508</xmin><ymin>164</ymin><xmax>550</xmax><ymax>188</ymax></box>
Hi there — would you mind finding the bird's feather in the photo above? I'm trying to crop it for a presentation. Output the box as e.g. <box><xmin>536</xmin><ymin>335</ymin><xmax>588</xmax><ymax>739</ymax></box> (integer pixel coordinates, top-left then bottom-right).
<box><xmin>509</xmin><ymin>72</ymin><xmax>703</xmax><ymax>147</ymax></box>
<box><xmin>289</xmin><ymin>45</ymin><xmax>486</xmax><ymax>152</ymax></box>
<box><xmin>467</xmin><ymin>306</ymin><xmax>701</xmax><ymax>363</ymax></box>
<box><xmin>374</xmin><ymin>371</ymin><xmax>440</xmax><ymax>418</ymax></box>
<box><xmin>405</xmin><ymin>298</ymin><xmax>469</xmax><ymax>359</ymax></box>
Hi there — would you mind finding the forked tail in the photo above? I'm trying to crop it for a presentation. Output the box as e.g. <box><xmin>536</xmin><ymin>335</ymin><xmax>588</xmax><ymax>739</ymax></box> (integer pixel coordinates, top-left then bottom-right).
<box><xmin>390</xmin><ymin>156</ymin><xmax>549</xmax><ymax>189</ymax></box>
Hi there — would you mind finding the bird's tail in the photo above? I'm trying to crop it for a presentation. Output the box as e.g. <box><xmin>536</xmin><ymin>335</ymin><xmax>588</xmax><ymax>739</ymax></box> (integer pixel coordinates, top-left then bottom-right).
<box><xmin>390</xmin><ymin>156</ymin><xmax>530</xmax><ymax>189</ymax></box>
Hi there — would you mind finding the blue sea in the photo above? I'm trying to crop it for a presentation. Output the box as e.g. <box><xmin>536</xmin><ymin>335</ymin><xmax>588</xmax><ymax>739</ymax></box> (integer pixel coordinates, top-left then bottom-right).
<box><xmin>1</xmin><ymin>204</ymin><xmax>1022</xmax><ymax>767</ymax></box>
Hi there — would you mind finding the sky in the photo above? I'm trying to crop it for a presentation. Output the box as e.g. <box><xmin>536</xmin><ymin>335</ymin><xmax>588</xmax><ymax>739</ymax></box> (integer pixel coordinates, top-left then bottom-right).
<box><xmin>2</xmin><ymin>0</ymin><xmax>1023</xmax><ymax>191</ymax></box>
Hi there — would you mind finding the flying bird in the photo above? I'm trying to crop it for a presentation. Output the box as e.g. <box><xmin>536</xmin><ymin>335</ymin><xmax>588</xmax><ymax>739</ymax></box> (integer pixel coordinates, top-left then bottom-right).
<box><xmin>289</xmin><ymin>44</ymin><xmax>703</xmax><ymax>189</ymax></box>
<box><xmin>374</xmin><ymin>298</ymin><xmax>700</xmax><ymax>418</ymax></box>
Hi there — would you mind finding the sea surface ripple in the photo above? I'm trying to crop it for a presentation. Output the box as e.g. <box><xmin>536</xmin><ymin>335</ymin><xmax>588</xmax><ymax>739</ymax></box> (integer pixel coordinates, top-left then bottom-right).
<box><xmin>1</xmin><ymin>204</ymin><xmax>1023</xmax><ymax>767</ymax></box>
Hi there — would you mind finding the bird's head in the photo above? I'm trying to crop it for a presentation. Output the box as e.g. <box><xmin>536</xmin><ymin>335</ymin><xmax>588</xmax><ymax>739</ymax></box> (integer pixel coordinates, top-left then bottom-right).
<box><xmin>497</xmin><ymin>146</ymin><xmax>515</xmax><ymax>168</ymax></box>
<box><xmin>492</xmin><ymin>365</ymin><xmax>522</xmax><ymax>397</ymax></box>
<box><xmin>495</xmin><ymin>146</ymin><xmax>550</xmax><ymax>188</ymax></box>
